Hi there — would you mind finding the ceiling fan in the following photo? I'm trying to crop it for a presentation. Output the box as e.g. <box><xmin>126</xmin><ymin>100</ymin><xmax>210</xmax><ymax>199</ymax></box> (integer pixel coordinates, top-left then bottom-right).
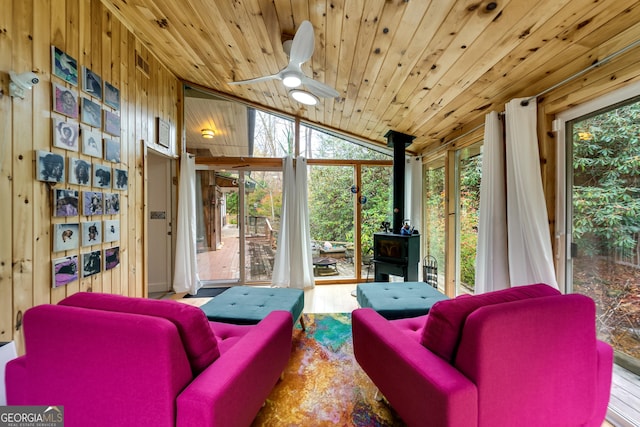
<box><xmin>229</xmin><ymin>20</ymin><xmax>339</xmax><ymax>105</ymax></box>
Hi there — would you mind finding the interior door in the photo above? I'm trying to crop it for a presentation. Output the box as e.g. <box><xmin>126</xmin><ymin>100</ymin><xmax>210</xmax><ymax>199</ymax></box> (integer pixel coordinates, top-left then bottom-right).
<box><xmin>147</xmin><ymin>150</ymin><xmax>174</xmax><ymax>293</ymax></box>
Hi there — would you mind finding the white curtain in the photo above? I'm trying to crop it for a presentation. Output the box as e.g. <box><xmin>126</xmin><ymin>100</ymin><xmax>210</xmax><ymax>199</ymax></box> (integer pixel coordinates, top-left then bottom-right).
<box><xmin>505</xmin><ymin>98</ymin><xmax>558</xmax><ymax>288</ymax></box>
<box><xmin>475</xmin><ymin>111</ymin><xmax>510</xmax><ymax>293</ymax></box>
<box><xmin>272</xmin><ymin>156</ymin><xmax>314</xmax><ymax>289</ymax></box>
<box><xmin>407</xmin><ymin>157</ymin><xmax>423</xmax><ymax>233</ymax></box>
<box><xmin>173</xmin><ymin>155</ymin><xmax>202</xmax><ymax>295</ymax></box>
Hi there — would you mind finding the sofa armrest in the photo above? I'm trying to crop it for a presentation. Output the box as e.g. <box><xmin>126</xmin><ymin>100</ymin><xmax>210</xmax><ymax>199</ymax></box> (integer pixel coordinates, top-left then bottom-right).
<box><xmin>352</xmin><ymin>308</ymin><xmax>477</xmax><ymax>427</ymax></box>
<box><xmin>176</xmin><ymin>310</ymin><xmax>293</xmax><ymax>427</ymax></box>
<box><xmin>5</xmin><ymin>356</ymin><xmax>27</xmax><ymax>405</ymax></box>
<box><xmin>586</xmin><ymin>340</ymin><xmax>613</xmax><ymax>426</ymax></box>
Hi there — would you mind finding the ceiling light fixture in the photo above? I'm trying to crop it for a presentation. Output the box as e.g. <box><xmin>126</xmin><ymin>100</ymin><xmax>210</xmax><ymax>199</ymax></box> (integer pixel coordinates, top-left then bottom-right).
<box><xmin>282</xmin><ymin>72</ymin><xmax>302</xmax><ymax>88</ymax></box>
<box><xmin>289</xmin><ymin>89</ymin><xmax>319</xmax><ymax>106</ymax></box>
<box><xmin>201</xmin><ymin>128</ymin><xmax>215</xmax><ymax>138</ymax></box>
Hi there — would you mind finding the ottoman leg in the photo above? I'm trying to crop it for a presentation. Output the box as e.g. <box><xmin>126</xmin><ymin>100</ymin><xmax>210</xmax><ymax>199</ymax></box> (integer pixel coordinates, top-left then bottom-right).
<box><xmin>299</xmin><ymin>315</ymin><xmax>306</xmax><ymax>331</ymax></box>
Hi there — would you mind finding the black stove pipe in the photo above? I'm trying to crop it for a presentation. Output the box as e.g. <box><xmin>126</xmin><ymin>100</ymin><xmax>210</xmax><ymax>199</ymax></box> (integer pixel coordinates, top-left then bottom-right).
<box><xmin>384</xmin><ymin>130</ymin><xmax>416</xmax><ymax>234</ymax></box>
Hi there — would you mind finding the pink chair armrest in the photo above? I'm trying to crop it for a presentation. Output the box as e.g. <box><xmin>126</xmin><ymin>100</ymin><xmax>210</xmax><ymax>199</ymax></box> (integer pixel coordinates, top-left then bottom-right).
<box><xmin>352</xmin><ymin>308</ymin><xmax>477</xmax><ymax>427</ymax></box>
<box><xmin>5</xmin><ymin>356</ymin><xmax>27</xmax><ymax>405</ymax></box>
<box><xmin>585</xmin><ymin>340</ymin><xmax>614</xmax><ymax>426</ymax></box>
<box><xmin>176</xmin><ymin>310</ymin><xmax>293</xmax><ymax>427</ymax></box>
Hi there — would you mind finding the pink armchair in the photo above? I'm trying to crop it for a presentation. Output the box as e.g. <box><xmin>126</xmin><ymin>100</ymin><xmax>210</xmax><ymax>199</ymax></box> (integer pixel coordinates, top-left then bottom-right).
<box><xmin>6</xmin><ymin>292</ymin><xmax>293</xmax><ymax>427</ymax></box>
<box><xmin>352</xmin><ymin>284</ymin><xmax>613</xmax><ymax>427</ymax></box>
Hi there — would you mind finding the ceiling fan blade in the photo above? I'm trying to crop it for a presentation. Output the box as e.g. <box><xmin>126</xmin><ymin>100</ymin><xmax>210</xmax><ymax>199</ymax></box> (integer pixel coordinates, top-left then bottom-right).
<box><xmin>228</xmin><ymin>74</ymin><xmax>279</xmax><ymax>85</ymax></box>
<box><xmin>289</xmin><ymin>20</ymin><xmax>315</xmax><ymax>65</ymax></box>
<box><xmin>302</xmin><ymin>76</ymin><xmax>339</xmax><ymax>98</ymax></box>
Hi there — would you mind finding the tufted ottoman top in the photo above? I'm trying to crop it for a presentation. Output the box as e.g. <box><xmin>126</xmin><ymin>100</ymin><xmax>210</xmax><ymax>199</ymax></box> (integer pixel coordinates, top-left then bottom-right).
<box><xmin>357</xmin><ymin>282</ymin><xmax>448</xmax><ymax>320</ymax></box>
<box><xmin>200</xmin><ymin>286</ymin><xmax>304</xmax><ymax>325</ymax></box>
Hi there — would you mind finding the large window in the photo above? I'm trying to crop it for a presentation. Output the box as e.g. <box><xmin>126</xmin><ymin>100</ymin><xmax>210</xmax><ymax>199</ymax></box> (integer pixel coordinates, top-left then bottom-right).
<box><xmin>303</xmin><ymin>125</ymin><xmax>392</xmax><ymax>282</ymax></box>
<box><xmin>184</xmin><ymin>86</ymin><xmax>293</xmax><ymax>158</ymax></box>
<box><xmin>186</xmin><ymin>87</ymin><xmax>392</xmax><ymax>285</ymax></box>
<box><xmin>565</xmin><ymin>96</ymin><xmax>640</xmax><ymax>369</ymax></box>
<box><xmin>423</xmin><ymin>158</ymin><xmax>446</xmax><ymax>291</ymax></box>
<box><xmin>455</xmin><ymin>143</ymin><xmax>482</xmax><ymax>295</ymax></box>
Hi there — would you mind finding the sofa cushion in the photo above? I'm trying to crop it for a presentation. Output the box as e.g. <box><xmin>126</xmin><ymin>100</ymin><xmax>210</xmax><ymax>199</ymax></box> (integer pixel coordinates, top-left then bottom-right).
<box><xmin>420</xmin><ymin>284</ymin><xmax>560</xmax><ymax>362</ymax></box>
<box><xmin>60</xmin><ymin>292</ymin><xmax>219</xmax><ymax>374</ymax></box>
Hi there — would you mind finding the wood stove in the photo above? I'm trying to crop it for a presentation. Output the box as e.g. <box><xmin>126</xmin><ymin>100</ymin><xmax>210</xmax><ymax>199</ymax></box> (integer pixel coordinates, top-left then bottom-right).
<box><xmin>372</xmin><ymin>232</ymin><xmax>420</xmax><ymax>281</ymax></box>
<box><xmin>372</xmin><ymin>130</ymin><xmax>421</xmax><ymax>282</ymax></box>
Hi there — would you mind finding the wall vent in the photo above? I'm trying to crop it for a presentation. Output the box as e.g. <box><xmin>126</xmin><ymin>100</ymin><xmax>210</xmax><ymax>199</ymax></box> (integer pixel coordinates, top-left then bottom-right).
<box><xmin>136</xmin><ymin>51</ymin><xmax>150</xmax><ymax>77</ymax></box>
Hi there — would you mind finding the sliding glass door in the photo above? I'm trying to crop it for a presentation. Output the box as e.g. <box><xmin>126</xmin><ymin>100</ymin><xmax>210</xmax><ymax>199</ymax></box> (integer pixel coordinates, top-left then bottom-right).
<box><xmin>566</xmin><ymin>97</ymin><xmax>640</xmax><ymax>370</ymax></box>
<box><xmin>244</xmin><ymin>170</ymin><xmax>283</xmax><ymax>282</ymax></box>
<box><xmin>195</xmin><ymin>170</ymin><xmax>241</xmax><ymax>283</ymax></box>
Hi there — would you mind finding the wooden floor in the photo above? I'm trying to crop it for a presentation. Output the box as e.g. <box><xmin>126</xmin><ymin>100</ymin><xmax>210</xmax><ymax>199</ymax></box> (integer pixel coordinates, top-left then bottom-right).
<box><xmin>608</xmin><ymin>364</ymin><xmax>640</xmax><ymax>427</ymax></box>
<box><xmin>168</xmin><ymin>284</ymin><xmax>636</xmax><ymax>427</ymax></box>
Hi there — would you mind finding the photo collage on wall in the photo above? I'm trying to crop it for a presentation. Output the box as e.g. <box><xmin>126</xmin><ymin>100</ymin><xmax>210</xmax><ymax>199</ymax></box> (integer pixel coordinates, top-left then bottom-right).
<box><xmin>46</xmin><ymin>46</ymin><xmax>125</xmax><ymax>288</ymax></box>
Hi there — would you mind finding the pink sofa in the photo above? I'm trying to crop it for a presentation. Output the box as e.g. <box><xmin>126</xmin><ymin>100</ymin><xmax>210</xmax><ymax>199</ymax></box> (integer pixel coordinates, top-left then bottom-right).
<box><xmin>6</xmin><ymin>292</ymin><xmax>293</xmax><ymax>427</ymax></box>
<box><xmin>352</xmin><ymin>284</ymin><xmax>613</xmax><ymax>427</ymax></box>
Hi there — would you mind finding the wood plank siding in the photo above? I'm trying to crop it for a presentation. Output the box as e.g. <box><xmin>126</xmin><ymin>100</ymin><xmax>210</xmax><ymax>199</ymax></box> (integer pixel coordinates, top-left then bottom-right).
<box><xmin>1</xmin><ymin>0</ymin><xmax>179</xmax><ymax>353</ymax></box>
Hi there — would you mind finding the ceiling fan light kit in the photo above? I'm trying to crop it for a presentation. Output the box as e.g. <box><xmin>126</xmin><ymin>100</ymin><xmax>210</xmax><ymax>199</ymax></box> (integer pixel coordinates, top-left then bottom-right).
<box><xmin>282</xmin><ymin>72</ymin><xmax>302</xmax><ymax>88</ymax></box>
<box><xmin>228</xmin><ymin>20</ymin><xmax>339</xmax><ymax>104</ymax></box>
<box><xmin>290</xmin><ymin>89</ymin><xmax>319</xmax><ymax>106</ymax></box>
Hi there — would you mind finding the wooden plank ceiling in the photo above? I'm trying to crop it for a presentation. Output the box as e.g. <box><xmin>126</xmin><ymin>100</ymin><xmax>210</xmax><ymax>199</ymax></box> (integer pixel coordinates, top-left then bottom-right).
<box><xmin>101</xmin><ymin>0</ymin><xmax>640</xmax><ymax>154</ymax></box>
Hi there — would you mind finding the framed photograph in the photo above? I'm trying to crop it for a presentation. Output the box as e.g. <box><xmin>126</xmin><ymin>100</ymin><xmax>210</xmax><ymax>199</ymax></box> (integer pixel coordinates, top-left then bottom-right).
<box><xmin>80</xmin><ymin>97</ymin><xmax>102</xmax><ymax>128</ymax></box>
<box><xmin>81</xmin><ymin>220</ymin><xmax>102</xmax><ymax>246</ymax></box>
<box><xmin>93</xmin><ymin>164</ymin><xmax>112</xmax><ymax>188</ymax></box>
<box><xmin>52</xmin><ymin>255</ymin><xmax>79</xmax><ymax>288</ymax></box>
<box><xmin>104</xmin><ymin>219</ymin><xmax>120</xmax><ymax>242</ymax></box>
<box><xmin>52</xmin><ymin>117</ymin><xmax>79</xmax><ymax>151</ymax></box>
<box><xmin>104</xmin><ymin>81</ymin><xmax>120</xmax><ymax>110</ymax></box>
<box><xmin>104</xmin><ymin>138</ymin><xmax>120</xmax><ymax>163</ymax></box>
<box><xmin>68</xmin><ymin>157</ymin><xmax>91</xmax><ymax>186</ymax></box>
<box><xmin>104</xmin><ymin>110</ymin><xmax>120</xmax><ymax>136</ymax></box>
<box><xmin>156</xmin><ymin>117</ymin><xmax>170</xmax><ymax>148</ymax></box>
<box><xmin>53</xmin><ymin>189</ymin><xmax>79</xmax><ymax>217</ymax></box>
<box><xmin>82</xmin><ymin>191</ymin><xmax>103</xmax><ymax>216</ymax></box>
<box><xmin>105</xmin><ymin>246</ymin><xmax>120</xmax><ymax>270</ymax></box>
<box><xmin>81</xmin><ymin>250</ymin><xmax>102</xmax><ymax>278</ymax></box>
<box><xmin>51</xmin><ymin>46</ymin><xmax>78</xmax><ymax>86</ymax></box>
<box><xmin>104</xmin><ymin>192</ymin><xmax>120</xmax><ymax>215</ymax></box>
<box><xmin>114</xmin><ymin>168</ymin><xmax>128</xmax><ymax>190</ymax></box>
<box><xmin>81</xmin><ymin>127</ymin><xmax>103</xmax><ymax>158</ymax></box>
<box><xmin>52</xmin><ymin>222</ymin><xmax>79</xmax><ymax>252</ymax></box>
<box><xmin>82</xmin><ymin>66</ymin><xmax>102</xmax><ymax>99</ymax></box>
<box><xmin>52</xmin><ymin>82</ymin><xmax>78</xmax><ymax>119</ymax></box>
<box><xmin>36</xmin><ymin>150</ymin><xmax>65</xmax><ymax>183</ymax></box>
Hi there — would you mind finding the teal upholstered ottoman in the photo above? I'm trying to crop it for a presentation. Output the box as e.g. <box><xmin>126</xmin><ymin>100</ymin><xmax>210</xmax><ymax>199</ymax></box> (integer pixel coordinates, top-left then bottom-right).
<box><xmin>200</xmin><ymin>286</ymin><xmax>305</xmax><ymax>329</ymax></box>
<box><xmin>357</xmin><ymin>282</ymin><xmax>448</xmax><ymax>320</ymax></box>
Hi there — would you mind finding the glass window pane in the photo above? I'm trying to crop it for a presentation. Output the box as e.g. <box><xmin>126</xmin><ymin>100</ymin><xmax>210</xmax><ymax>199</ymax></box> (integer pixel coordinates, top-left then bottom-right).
<box><xmin>569</xmin><ymin>98</ymin><xmax>640</xmax><ymax>364</ymax></box>
<box><xmin>423</xmin><ymin>159</ymin><xmax>446</xmax><ymax>291</ymax></box>
<box><xmin>184</xmin><ymin>87</ymin><xmax>293</xmax><ymax>158</ymax></box>
<box><xmin>456</xmin><ymin>144</ymin><xmax>482</xmax><ymax>296</ymax></box>
<box><xmin>300</xmin><ymin>124</ymin><xmax>392</xmax><ymax>160</ymax></box>
<box><xmin>308</xmin><ymin>165</ymin><xmax>355</xmax><ymax>280</ymax></box>
<box><xmin>196</xmin><ymin>170</ymin><xmax>241</xmax><ymax>283</ymax></box>
<box><xmin>244</xmin><ymin>170</ymin><xmax>283</xmax><ymax>282</ymax></box>
<box><xmin>253</xmin><ymin>111</ymin><xmax>294</xmax><ymax>158</ymax></box>
<box><xmin>361</xmin><ymin>165</ymin><xmax>393</xmax><ymax>280</ymax></box>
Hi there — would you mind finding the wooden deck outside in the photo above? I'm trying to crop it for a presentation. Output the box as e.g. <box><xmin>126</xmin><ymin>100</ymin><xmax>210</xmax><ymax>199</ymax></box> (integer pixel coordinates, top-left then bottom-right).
<box><xmin>197</xmin><ymin>225</ymin><xmax>241</xmax><ymax>282</ymax></box>
<box><xmin>608</xmin><ymin>364</ymin><xmax>640</xmax><ymax>426</ymax></box>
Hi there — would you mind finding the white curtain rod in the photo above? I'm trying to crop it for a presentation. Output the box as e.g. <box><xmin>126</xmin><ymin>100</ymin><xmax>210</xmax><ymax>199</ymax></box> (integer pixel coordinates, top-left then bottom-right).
<box><xmin>520</xmin><ymin>38</ymin><xmax>640</xmax><ymax>106</ymax></box>
<box><xmin>440</xmin><ymin>38</ymin><xmax>640</xmax><ymax>150</ymax></box>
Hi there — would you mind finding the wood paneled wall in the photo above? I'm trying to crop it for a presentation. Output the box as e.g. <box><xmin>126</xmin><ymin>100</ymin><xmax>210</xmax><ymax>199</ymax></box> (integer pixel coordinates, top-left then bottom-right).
<box><xmin>0</xmin><ymin>0</ymin><xmax>179</xmax><ymax>353</ymax></box>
